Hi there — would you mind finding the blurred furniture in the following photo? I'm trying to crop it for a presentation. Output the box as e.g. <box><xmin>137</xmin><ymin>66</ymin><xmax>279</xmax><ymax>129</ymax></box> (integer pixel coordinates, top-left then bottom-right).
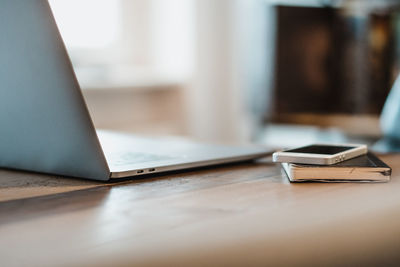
<box><xmin>82</xmin><ymin>84</ymin><xmax>188</xmax><ymax>136</ymax></box>
<box><xmin>1</xmin><ymin>154</ymin><xmax>400</xmax><ymax>266</ymax></box>
<box><xmin>261</xmin><ymin>0</ymin><xmax>400</xmax><ymax>138</ymax></box>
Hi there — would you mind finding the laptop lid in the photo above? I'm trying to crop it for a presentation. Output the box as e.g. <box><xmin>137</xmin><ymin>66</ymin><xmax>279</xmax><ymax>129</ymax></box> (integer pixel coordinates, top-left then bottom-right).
<box><xmin>0</xmin><ymin>0</ymin><xmax>110</xmax><ymax>180</ymax></box>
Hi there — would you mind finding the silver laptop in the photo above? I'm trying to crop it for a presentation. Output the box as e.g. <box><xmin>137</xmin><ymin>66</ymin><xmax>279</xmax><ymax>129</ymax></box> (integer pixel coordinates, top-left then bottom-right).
<box><xmin>0</xmin><ymin>0</ymin><xmax>271</xmax><ymax>181</ymax></box>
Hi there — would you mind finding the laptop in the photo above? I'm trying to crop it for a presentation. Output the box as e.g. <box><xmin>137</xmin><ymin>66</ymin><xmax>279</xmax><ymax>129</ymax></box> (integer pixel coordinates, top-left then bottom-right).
<box><xmin>0</xmin><ymin>0</ymin><xmax>271</xmax><ymax>181</ymax></box>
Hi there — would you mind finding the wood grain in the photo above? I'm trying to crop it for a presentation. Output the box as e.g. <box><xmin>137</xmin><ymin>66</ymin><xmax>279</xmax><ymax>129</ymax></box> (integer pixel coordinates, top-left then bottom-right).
<box><xmin>0</xmin><ymin>168</ymin><xmax>104</xmax><ymax>202</ymax></box>
<box><xmin>0</xmin><ymin>155</ymin><xmax>399</xmax><ymax>266</ymax></box>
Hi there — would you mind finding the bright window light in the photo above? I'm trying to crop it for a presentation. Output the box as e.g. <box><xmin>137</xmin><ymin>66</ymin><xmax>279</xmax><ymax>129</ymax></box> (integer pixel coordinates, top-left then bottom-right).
<box><xmin>48</xmin><ymin>0</ymin><xmax>121</xmax><ymax>49</ymax></box>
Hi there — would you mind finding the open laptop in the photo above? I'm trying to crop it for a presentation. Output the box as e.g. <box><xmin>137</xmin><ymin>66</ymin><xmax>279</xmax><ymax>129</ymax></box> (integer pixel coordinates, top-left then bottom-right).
<box><xmin>0</xmin><ymin>0</ymin><xmax>271</xmax><ymax>181</ymax></box>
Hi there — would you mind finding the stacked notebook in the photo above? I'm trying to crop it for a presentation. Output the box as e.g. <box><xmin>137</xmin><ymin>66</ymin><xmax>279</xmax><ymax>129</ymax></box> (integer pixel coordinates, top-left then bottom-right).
<box><xmin>281</xmin><ymin>152</ymin><xmax>391</xmax><ymax>182</ymax></box>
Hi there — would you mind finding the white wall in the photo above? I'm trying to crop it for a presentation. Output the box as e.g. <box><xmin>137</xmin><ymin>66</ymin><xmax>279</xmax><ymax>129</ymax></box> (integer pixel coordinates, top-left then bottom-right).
<box><xmin>185</xmin><ymin>0</ymin><xmax>271</xmax><ymax>144</ymax></box>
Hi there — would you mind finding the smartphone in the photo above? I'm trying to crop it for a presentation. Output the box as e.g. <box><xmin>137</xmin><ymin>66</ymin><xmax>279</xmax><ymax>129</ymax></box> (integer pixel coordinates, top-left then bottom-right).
<box><xmin>272</xmin><ymin>144</ymin><xmax>368</xmax><ymax>165</ymax></box>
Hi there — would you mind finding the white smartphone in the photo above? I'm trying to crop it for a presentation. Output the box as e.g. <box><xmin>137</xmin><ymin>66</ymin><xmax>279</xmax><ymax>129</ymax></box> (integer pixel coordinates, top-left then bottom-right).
<box><xmin>272</xmin><ymin>143</ymin><xmax>368</xmax><ymax>165</ymax></box>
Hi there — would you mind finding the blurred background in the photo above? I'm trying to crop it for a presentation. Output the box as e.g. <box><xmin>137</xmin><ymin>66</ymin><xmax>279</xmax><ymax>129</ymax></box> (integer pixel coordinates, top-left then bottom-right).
<box><xmin>48</xmin><ymin>0</ymin><xmax>400</xmax><ymax>147</ymax></box>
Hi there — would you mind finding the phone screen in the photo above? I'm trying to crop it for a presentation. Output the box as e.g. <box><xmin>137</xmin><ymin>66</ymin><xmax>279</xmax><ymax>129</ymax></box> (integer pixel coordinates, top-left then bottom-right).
<box><xmin>284</xmin><ymin>145</ymin><xmax>355</xmax><ymax>155</ymax></box>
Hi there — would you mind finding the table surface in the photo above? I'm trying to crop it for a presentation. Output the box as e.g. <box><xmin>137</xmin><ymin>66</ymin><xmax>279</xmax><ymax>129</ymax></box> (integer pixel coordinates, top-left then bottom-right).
<box><xmin>1</xmin><ymin>154</ymin><xmax>400</xmax><ymax>267</ymax></box>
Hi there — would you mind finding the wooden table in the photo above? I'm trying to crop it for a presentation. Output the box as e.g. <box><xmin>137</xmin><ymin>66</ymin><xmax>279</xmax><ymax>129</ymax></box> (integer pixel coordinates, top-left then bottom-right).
<box><xmin>1</xmin><ymin>154</ymin><xmax>400</xmax><ymax>267</ymax></box>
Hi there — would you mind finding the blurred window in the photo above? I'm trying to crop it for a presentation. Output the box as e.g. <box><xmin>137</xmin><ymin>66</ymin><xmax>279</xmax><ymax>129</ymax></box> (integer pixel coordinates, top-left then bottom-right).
<box><xmin>48</xmin><ymin>0</ymin><xmax>195</xmax><ymax>88</ymax></box>
<box><xmin>49</xmin><ymin>0</ymin><xmax>120</xmax><ymax>49</ymax></box>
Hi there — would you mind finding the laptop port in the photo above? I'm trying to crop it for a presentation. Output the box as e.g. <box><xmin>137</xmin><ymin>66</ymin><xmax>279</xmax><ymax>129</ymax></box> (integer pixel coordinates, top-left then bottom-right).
<box><xmin>137</xmin><ymin>170</ymin><xmax>144</xmax><ymax>174</ymax></box>
<box><xmin>148</xmin><ymin>168</ymin><xmax>155</xmax><ymax>172</ymax></box>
